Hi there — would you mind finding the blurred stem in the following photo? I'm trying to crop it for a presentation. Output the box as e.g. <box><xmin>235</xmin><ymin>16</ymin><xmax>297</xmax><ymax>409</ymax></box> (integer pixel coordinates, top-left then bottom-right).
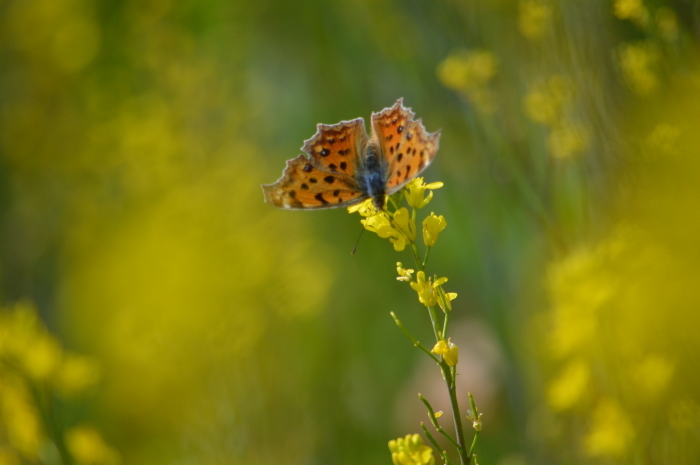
<box><xmin>32</xmin><ymin>381</ymin><xmax>72</xmax><ymax>465</ymax></box>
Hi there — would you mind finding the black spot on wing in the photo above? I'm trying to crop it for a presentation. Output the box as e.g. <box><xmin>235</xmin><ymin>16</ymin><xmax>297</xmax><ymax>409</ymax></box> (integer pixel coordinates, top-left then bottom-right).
<box><xmin>314</xmin><ymin>193</ymin><xmax>328</xmax><ymax>205</ymax></box>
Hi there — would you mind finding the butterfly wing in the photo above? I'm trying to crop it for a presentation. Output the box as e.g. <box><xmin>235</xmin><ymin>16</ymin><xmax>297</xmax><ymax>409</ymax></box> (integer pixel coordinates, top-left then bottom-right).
<box><xmin>371</xmin><ymin>99</ymin><xmax>441</xmax><ymax>193</ymax></box>
<box><xmin>262</xmin><ymin>118</ymin><xmax>369</xmax><ymax>209</ymax></box>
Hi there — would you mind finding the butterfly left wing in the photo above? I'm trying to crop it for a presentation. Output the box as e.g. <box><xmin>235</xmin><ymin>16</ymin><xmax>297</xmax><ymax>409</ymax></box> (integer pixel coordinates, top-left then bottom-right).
<box><xmin>262</xmin><ymin>155</ymin><xmax>366</xmax><ymax>209</ymax></box>
<box><xmin>262</xmin><ymin>117</ymin><xmax>369</xmax><ymax>210</ymax></box>
<box><xmin>371</xmin><ymin>98</ymin><xmax>441</xmax><ymax>193</ymax></box>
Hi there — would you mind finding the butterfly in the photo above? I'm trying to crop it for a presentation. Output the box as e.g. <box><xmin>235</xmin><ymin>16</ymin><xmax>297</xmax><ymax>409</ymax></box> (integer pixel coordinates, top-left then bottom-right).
<box><xmin>262</xmin><ymin>98</ymin><xmax>440</xmax><ymax>211</ymax></box>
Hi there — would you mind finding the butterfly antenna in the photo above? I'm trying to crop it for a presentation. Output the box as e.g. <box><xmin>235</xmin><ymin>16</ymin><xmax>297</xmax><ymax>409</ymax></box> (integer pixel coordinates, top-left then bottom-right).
<box><xmin>351</xmin><ymin>227</ymin><xmax>366</xmax><ymax>255</ymax></box>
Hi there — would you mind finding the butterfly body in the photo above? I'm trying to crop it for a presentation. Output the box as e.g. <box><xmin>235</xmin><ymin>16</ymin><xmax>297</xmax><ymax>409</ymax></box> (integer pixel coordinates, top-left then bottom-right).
<box><xmin>262</xmin><ymin>99</ymin><xmax>440</xmax><ymax>211</ymax></box>
<box><xmin>356</xmin><ymin>142</ymin><xmax>389</xmax><ymax>210</ymax></box>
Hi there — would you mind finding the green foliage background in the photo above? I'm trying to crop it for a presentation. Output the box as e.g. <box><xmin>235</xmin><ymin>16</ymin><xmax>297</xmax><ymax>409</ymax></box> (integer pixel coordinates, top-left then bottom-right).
<box><xmin>1</xmin><ymin>0</ymin><xmax>700</xmax><ymax>464</ymax></box>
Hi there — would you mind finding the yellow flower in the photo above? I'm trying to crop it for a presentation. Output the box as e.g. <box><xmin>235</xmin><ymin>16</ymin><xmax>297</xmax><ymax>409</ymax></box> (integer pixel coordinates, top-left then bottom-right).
<box><xmin>422</xmin><ymin>213</ymin><xmax>446</xmax><ymax>247</ymax></box>
<box><xmin>388</xmin><ymin>434</ymin><xmax>435</xmax><ymax>465</ymax></box>
<box><xmin>409</xmin><ymin>272</ymin><xmax>448</xmax><ymax>307</ymax></box>
<box><xmin>432</xmin><ymin>339</ymin><xmax>459</xmax><ymax>367</ymax></box>
<box><xmin>65</xmin><ymin>426</ymin><xmax>121</xmax><ymax>465</ymax></box>
<box><xmin>396</xmin><ymin>262</ymin><xmax>415</xmax><ymax>282</ymax></box>
<box><xmin>361</xmin><ymin>209</ymin><xmax>414</xmax><ymax>251</ymax></box>
<box><xmin>404</xmin><ymin>178</ymin><xmax>443</xmax><ymax>209</ymax></box>
<box><xmin>347</xmin><ymin>198</ymin><xmax>379</xmax><ymax>217</ymax></box>
<box><xmin>393</xmin><ymin>208</ymin><xmax>416</xmax><ymax>242</ymax></box>
<box><xmin>436</xmin><ymin>287</ymin><xmax>457</xmax><ymax>313</ymax></box>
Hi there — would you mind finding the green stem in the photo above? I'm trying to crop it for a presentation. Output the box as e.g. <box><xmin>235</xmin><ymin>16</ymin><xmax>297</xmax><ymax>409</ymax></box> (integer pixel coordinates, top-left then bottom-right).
<box><xmin>390</xmin><ymin>312</ymin><xmax>440</xmax><ymax>363</ymax></box>
<box><xmin>440</xmin><ymin>362</ymin><xmax>469</xmax><ymax>465</ymax></box>
<box><xmin>419</xmin><ymin>394</ymin><xmax>461</xmax><ymax>450</ymax></box>
<box><xmin>421</xmin><ymin>424</ymin><xmax>452</xmax><ymax>465</ymax></box>
<box><xmin>410</xmin><ymin>242</ymin><xmax>423</xmax><ymax>272</ymax></box>
<box><xmin>423</xmin><ymin>246</ymin><xmax>432</xmax><ymax>269</ymax></box>
<box><xmin>442</xmin><ymin>308</ymin><xmax>450</xmax><ymax>339</ymax></box>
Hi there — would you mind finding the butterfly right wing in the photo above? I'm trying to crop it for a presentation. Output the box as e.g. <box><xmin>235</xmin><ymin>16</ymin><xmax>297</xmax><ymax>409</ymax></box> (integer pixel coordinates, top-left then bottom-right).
<box><xmin>262</xmin><ymin>117</ymin><xmax>370</xmax><ymax>210</ymax></box>
<box><xmin>371</xmin><ymin>99</ymin><xmax>440</xmax><ymax>193</ymax></box>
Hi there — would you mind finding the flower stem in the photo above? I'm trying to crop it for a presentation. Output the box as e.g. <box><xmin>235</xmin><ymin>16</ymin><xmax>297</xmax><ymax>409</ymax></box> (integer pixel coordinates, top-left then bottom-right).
<box><xmin>440</xmin><ymin>362</ymin><xmax>469</xmax><ymax>465</ymax></box>
<box><xmin>419</xmin><ymin>394</ymin><xmax>461</xmax><ymax>450</ymax></box>
<box><xmin>390</xmin><ymin>312</ymin><xmax>440</xmax><ymax>363</ymax></box>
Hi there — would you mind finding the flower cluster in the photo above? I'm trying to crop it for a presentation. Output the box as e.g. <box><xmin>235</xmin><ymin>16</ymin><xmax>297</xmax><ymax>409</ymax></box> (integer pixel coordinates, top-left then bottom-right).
<box><xmin>349</xmin><ymin>178</ymin><xmax>445</xmax><ymax>252</ymax></box>
<box><xmin>352</xmin><ymin>179</ymin><xmax>480</xmax><ymax>464</ymax></box>
<box><xmin>0</xmin><ymin>300</ymin><xmax>119</xmax><ymax>464</ymax></box>
<box><xmin>388</xmin><ymin>434</ymin><xmax>435</xmax><ymax>465</ymax></box>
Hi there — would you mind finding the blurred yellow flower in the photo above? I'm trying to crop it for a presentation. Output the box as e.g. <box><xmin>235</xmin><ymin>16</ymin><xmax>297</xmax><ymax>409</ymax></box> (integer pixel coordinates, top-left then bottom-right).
<box><xmin>613</xmin><ymin>0</ymin><xmax>649</xmax><ymax>27</ymax></box>
<box><xmin>548</xmin><ymin>120</ymin><xmax>589</xmax><ymax>159</ymax></box>
<box><xmin>65</xmin><ymin>426</ymin><xmax>121</xmax><ymax>465</ymax></box>
<box><xmin>584</xmin><ymin>398</ymin><xmax>634</xmax><ymax>457</ymax></box>
<box><xmin>21</xmin><ymin>333</ymin><xmax>62</xmax><ymax>381</ymax></box>
<box><xmin>523</xmin><ymin>75</ymin><xmax>574</xmax><ymax>126</ymax></box>
<box><xmin>518</xmin><ymin>0</ymin><xmax>552</xmax><ymax>41</ymax></box>
<box><xmin>643</xmin><ymin>123</ymin><xmax>680</xmax><ymax>157</ymax></box>
<box><xmin>630</xmin><ymin>355</ymin><xmax>673</xmax><ymax>400</ymax></box>
<box><xmin>54</xmin><ymin>354</ymin><xmax>101</xmax><ymax>396</ymax></box>
<box><xmin>656</xmin><ymin>7</ymin><xmax>679</xmax><ymax>42</ymax></box>
<box><xmin>437</xmin><ymin>49</ymin><xmax>498</xmax><ymax>114</ymax></box>
<box><xmin>547</xmin><ymin>359</ymin><xmax>590</xmax><ymax>411</ymax></box>
<box><xmin>618</xmin><ymin>42</ymin><xmax>659</xmax><ymax>95</ymax></box>
<box><xmin>0</xmin><ymin>377</ymin><xmax>43</xmax><ymax>459</ymax></box>
<box><xmin>547</xmin><ymin>245</ymin><xmax>617</xmax><ymax>358</ymax></box>
<box><xmin>388</xmin><ymin>434</ymin><xmax>435</xmax><ymax>465</ymax></box>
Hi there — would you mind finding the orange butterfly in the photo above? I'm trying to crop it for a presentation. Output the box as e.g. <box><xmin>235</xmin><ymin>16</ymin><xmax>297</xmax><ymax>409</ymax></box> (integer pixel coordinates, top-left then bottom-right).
<box><xmin>262</xmin><ymin>99</ymin><xmax>440</xmax><ymax>211</ymax></box>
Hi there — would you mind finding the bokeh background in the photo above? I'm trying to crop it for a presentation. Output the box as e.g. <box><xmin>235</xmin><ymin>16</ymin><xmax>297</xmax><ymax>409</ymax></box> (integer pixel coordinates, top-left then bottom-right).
<box><xmin>1</xmin><ymin>0</ymin><xmax>700</xmax><ymax>464</ymax></box>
